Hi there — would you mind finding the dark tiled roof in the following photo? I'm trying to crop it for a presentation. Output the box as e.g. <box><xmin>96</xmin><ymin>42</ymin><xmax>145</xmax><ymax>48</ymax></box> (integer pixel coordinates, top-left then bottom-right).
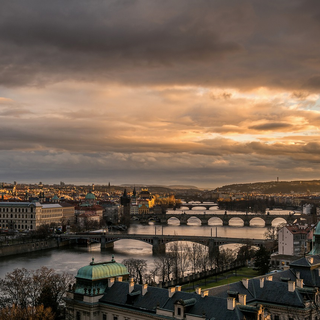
<box><xmin>99</xmin><ymin>283</ymin><xmax>248</xmax><ymax>319</ymax></box>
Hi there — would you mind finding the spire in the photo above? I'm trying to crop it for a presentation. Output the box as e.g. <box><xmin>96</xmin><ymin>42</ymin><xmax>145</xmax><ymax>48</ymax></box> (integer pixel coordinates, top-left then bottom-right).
<box><xmin>123</xmin><ymin>189</ymin><xmax>127</xmax><ymax>197</ymax></box>
<box><xmin>133</xmin><ymin>186</ymin><xmax>136</xmax><ymax>197</ymax></box>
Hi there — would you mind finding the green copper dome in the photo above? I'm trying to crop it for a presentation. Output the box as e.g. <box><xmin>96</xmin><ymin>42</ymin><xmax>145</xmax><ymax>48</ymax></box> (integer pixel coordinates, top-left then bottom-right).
<box><xmin>314</xmin><ymin>222</ymin><xmax>320</xmax><ymax>235</ymax></box>
<box><xmin>85</xmin><ymin>192</ymin><xmax>96</xmax><ymax>200</ymax></box>
<box><xmin>76</xmin><ymin>257</ymin><xmax>128</xmax><ymax>281</ymax></box>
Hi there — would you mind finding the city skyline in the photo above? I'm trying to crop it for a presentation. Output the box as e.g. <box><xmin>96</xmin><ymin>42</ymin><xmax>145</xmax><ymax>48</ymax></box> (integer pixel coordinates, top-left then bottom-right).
<box><xmin>1</xmin><ymin>1</ymin><xmax>320</xmax><ymax>188</ymax></box>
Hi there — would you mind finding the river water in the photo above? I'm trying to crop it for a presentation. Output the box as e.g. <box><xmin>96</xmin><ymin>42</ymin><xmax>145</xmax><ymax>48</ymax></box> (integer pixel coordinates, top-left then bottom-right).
<box><xmin>0</xmin><ymin>206</ymin><xmax>295</xmax><ymax>279</ymax></box>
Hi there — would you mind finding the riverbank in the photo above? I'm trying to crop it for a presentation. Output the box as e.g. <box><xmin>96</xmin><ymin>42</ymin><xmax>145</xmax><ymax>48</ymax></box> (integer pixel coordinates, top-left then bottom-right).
<box><xmin>0</xmin><ymin>237</ymin><xmax>70</xmax><ymax>257</ymax></box>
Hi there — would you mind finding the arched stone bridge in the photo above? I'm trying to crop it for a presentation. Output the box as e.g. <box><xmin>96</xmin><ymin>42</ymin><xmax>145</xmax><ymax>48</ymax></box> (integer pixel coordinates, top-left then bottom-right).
<box><xmin>178</xmin><ymin>203</ymin><xmax>218</xmax><ymax>210</ymax></box>
<box><xmin>133</xmin><ymin>212</ymin><xmax>296</xmax><ymax>227</ymax></box>
<box><xmin>58</xmin><ymin>233</ymin><xmax>275</xmax><ymax>257</ymax></box>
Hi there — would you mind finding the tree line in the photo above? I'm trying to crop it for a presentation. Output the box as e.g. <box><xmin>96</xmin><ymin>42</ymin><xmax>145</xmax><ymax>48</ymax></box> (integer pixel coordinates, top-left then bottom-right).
<box><xmin>122</xmin><ymin>242</ymin><xmax>257</xmax><ymax>285</ymax></box>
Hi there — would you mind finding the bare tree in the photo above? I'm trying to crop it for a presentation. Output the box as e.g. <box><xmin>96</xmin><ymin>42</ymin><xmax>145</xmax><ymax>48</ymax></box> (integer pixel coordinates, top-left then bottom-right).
<box><xmin>188</xmin><ymin>243</ymin><xmax>203</xmax><ymax>274</ymax></box>
<box><xmin>154</xmin><ymin>255</ymin><xmax>173</xmax><ymax>282</ymax></box>
<box><xmin>0</xmin><ymin>267</ymin><xmax>73</xmax><ymax>319</ymax></box>
<box><xmin>122</xmin><ymin>259</ymin><xmax>147</xmax><ymax>284</ymax></box>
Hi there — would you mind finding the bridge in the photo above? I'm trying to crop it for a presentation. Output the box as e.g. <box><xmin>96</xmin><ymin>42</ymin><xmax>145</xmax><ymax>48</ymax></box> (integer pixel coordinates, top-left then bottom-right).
<box><xmin>58</xmin><ymin>233</ymin><xmax>274</xmax><ymax>257</ymax></box>
<box><xmin>178</xmin><ymin>203</ymin><xmax>218</xmax><ymax>210</ymax></box>
<box><xmin>132</xmin><ymin>212</ymin><xmax>296</xmax><ymax>227</ymax></box>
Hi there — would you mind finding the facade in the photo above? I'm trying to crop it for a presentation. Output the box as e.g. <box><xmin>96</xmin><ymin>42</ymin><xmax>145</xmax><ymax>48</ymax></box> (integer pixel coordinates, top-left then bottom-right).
<box><xmin>60</xmin><ymin>202</ymin><xmax>76</xmax><ymax>225</ymax></box>
<box><xmin>0</xmin><ymin>201</ymin><xmax>74</xmax><ymax>230</ymax></box>
<box><xmin>0</xmin><ymin>201</ymin><xmax>41</xmax><ymax>230</ymax></box>
<box><xmin>278</xmin><ymin>224</ymin><xmax>313</xmax><ymax>256</ymax></box>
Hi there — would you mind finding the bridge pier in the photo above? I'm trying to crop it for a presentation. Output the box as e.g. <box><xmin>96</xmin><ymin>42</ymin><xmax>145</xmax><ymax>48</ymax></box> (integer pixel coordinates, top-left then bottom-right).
<box><xmin>223</xmin><ymin>219</ymin><xmax>228</xmax><ymax>226</ymax></box>
<box><xmin>201</xmin><ymin>220</ymin><xmax>209</xmax><ymax>226</ymax></box>
<box><xmin>243</xmin><ymin>219</ymin><xmax>250</xmax><ymax>227</ymax></box>
<box><xmin>152</xmin><ymin>237</ymin><xmax>166</xmax><ymax>255</ymax></box>
<box><xmin>265</xmin><ymin>221</ymin><xmax>272</xmax><ymax>228</ymax></box>
<box><xmin>208</xmin><ymin>239</ymin><xmax>219</xmax><ymax>259</ymax></box>
<box><xmin>100</xmin><ymin>236</ymin><xmax>114</xmax><ymax>250</ymax></box>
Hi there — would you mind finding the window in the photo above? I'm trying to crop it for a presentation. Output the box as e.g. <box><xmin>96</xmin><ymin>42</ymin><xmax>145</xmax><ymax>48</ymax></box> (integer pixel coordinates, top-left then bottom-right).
<box><xmin>76</xmin><ymin>311</ymin><xmax>81</xmax><ymax>320</ymax></box>
<box><xmin>177</xmin><ymin>307</ymin><xmax>181</xmax><ymax>315</ymax></box>
<box><xmin>103</xmin><ymin>315</ymin><xmax>107</xmax><ymax>320</ymax></box>
<box><xmin>113</xmin><ymin>316</ymin><xmax>118</xmax><ymax>320</ymax></box>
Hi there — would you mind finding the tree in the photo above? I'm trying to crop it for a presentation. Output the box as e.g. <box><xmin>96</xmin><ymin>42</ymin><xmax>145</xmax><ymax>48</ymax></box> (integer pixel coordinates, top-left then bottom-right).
<box><xmin>237</xmin><ymin>244</ymin><xmax>255</xmax><ymax>264</ymax></box>
<box><xmin>154</xmin><ymin>255</ymin><xmax>173</xmax><ymax>282</ymax></box>
<box><xmin>167</xmin><ymin>242</ymin><xmax>190</xmax><ymax>279</ymax></box>
<box><xmin>254</xmin><ymin>246</ymin><xmax>270</xmax><ymax>275</ymax></box>
<box><xmin>0</xmin><ymin>304</ymin><xmax>54</xmax><ymax>320</ymax></box>
<box><xmin>0</xmin><ymin>267</ymin><xmax>74</xmax><ymax>319</ymax></box>
<box><xmin>122</xmin><ymin>259</ymin><xmax>147</xmax><ymax>284</ymax></box>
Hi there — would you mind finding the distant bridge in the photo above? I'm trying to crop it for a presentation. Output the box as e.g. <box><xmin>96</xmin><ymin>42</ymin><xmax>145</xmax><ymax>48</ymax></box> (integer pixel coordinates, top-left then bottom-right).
<box><xmin>132</xmin><ymin>212</ymin><xmax>296</xmax><ymax>227</ymax></box>
<box><xmin>178</xmin><ymin>203</ymin><xmax>218</xmax><ymax>210</ymax></box>
<box><xmin>58</xmin><ymin>233</ymin><xmax>274</xmax><ymax>257</ymax></box>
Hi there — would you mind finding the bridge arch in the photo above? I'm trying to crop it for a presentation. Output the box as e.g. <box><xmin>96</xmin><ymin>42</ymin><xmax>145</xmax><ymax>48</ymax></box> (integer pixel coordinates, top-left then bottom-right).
<box><xmin>228</xmin><ymin>217</ymin><xmax>245</xmax><ymax>227</ymax></box>
<box><xmin>189</xmin><ymin>205</ymin><xmax>208</xmax><ymax>210</ymax></box>
<box><xmin>249</xmin><ymin>217</ymin><xmax>266</xmax><ymax>227</ymax></box>
<box><xmin>167</xmin><ymin>217</ymin><xmax>180</xmax><ymax>225</ymax></box>
<box><xmin>271</xmin><ymin>217</ymin><xmax>287</xmax><ymax>227</ymax></box>
<box><xmin>208</xmin><ymin>217</ymin><xmax>223</xmax><ymax>226</ymax></box>
<box><xmin>187</xmin><ymin>216</ymin><xmax>202</xmax><ymax>225</ymax></box>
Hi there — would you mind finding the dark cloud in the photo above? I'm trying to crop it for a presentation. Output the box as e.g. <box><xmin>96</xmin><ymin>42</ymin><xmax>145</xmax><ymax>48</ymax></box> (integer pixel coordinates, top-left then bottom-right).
<box><xmin>0</xmin><ymin>0</ymin><xmax>319</xmax><ymax>90</ymax></box>
<box><xmin>249</xmin><ymin>122</ymin><xmax>293</xmax><ymax>131</ymax></box>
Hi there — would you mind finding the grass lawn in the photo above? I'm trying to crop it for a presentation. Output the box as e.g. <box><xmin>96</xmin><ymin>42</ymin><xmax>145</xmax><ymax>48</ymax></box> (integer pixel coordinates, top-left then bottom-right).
<box><xmin>182</xmin><ymin>267</ymin><xmax>260</xmax><ymax>291</ymax></box>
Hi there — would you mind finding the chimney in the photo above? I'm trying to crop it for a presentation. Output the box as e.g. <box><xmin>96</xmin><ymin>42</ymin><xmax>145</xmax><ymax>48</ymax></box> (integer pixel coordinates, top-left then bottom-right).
<box><xmin>227</xmin><ymin>297</ymin><xmax>235</xmax><ymax>310</ymax></box>
<box><xmin>266</xmin><ymin>275</ymin><xmax>273</xmax><ymax>281</ymax></box>
<box><xmin>129</xmin><ymin>277</ymin><xmax>134</xmax><ymax>293</ymax></box>
<box><xmin>308</xmin><ymin>257</ymin><xmax>314</xmax><ymax>264</ymax></box>
<box><xmin>242</xmin><ymin>278</ymin><xmax>249</xmax><ymax>289</ymax></box>
<box><xmin>142</xmin><ymin>284</ymin><xmax>148</xmax><ymax>296</ymax></box>
<box><xmin>296</xmin><ymin>271</ymin><xmax>300</xmax><ymax>279</ymax></box>
<box><xmin>168</xmin><ymin>287</ymin><xmax>175</xmax><ymax>298</ymax></box>
<box><xmin>116</xmin><ymin>276</ymin><xmax>123</xmax><ymax>282</ymax></box>
<box><xmin>201</xmin><ymin>290</ymin><xmax>209</xmax><ymax>298</ymax></box>
<box><xmin>288</xmin><ymin>281</ymin><xmax>295</xmax><ymax>292</ymax></box>
<box><xmin>260</xmin><ymin>278</ymin><xmax>264</xmax><ymax>288</ymax></box>
<box><xmin>195</xmin><ymin>287</ymin><xmax>201</xmax><ymax>295</ymax></box>
<box><xmin>108</xmin><ymin>277</ymin><xmax>115</xmax><ymax>288</ymax></box>
<box><xmin>238</xmin><ymin>294</ymin><xmax>246</xmax><ymax>306</ymax></box>
<box><xmin>296</xmin><ymin>279</ymin><xmax>303</xmax><ymax>288</ymax></box>
<box><xmin>175</xmin><ymin>286</ymin><xmax>181</xmax><ymax>292</ymax></box>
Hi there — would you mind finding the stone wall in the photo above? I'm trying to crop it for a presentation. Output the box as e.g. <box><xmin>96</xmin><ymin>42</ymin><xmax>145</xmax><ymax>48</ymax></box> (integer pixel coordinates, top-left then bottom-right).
<box><xmin>0</xmin><ymin>238</ymin><xmax>69</xmax><ymax>257</ymax></box>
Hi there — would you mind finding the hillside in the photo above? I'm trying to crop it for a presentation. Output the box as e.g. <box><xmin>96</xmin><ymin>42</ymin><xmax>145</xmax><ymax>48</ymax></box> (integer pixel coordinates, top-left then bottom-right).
<box><xmin>216</xmin><ymin>180</ymin><xmax>320</xmax><ymax>194</ymax></box>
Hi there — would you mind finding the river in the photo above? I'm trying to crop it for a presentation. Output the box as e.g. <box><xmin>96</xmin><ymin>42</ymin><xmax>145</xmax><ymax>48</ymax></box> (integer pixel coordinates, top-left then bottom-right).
<box><xmin>0</xmin><ymin>207</ymin><xmax>295</xmax><ymax>279</ymax></box>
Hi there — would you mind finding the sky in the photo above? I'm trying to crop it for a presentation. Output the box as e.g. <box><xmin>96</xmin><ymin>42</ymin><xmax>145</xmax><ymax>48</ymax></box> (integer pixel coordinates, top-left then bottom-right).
<box><xmin>1</xmin><ymin>0</ymin><xmax>320</xmax><ymax>189</ymax></box>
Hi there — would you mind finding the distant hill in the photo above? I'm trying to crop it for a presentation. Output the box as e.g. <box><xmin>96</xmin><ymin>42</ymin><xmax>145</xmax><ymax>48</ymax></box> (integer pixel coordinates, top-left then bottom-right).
<box><xmin>168</xmin><ymin>185</ymin><xmax>199</xmax><ymax>189</ymax></box>
<box><xmin>216</xmin><ymin>180</ymin><xmax>320</xmax><ymax>194</ymax></box>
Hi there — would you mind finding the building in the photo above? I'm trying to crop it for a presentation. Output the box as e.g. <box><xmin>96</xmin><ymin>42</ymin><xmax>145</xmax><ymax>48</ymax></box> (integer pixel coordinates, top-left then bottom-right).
<box><xmin>60</xmin><ymin>202</ymin><xmax>76</xmax><ymax>225</ymax></box>
<box><xmin>0</xmin><ymin>201</ymin><xmax>73</xmax><ymax>230</ymax></box>
<box><xmin>65</xmin><ymin>253</ymin><xmax>320</xmax><ymax>320</ymax></box>
<box><xmin>278</xmin><ymin>224</ymin><xmax>313</xmax><ymax>256</ymax></box>
<box><xmin>208</xmin><ymin>255</ymin><xmax>320</xmax><ymax>320</ymax></box>
<box><xmin>65</xmin><ymin>257</ymin><xmax>264</xmax><ymax>320</ymax></box>
<box><xmin>0</xmin><ymin>202</ymin><xmax>40</xmax><ymax>230</ymax></box>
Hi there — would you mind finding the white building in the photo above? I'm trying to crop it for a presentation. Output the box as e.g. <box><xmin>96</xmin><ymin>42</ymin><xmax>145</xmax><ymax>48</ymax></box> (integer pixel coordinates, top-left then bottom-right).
<box><xmin>278</xmin><ymin>224</ymin><xmax>313</xmax><ymax>256</ymax></box>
